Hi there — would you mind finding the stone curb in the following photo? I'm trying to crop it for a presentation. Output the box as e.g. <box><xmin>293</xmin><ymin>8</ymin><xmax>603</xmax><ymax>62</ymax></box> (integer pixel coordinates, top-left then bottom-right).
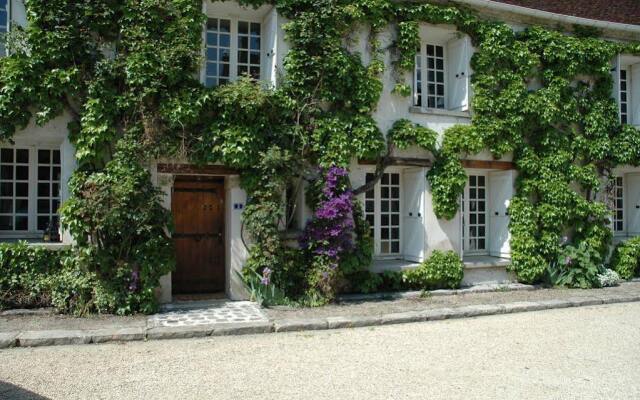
<box><xmin>337</xmin><ymin>282</ymin><xmax>537</xmax><ymax>302</ymax></box>
<box><xmin>3</xmin><ymin>292</ymin><xmax>640</xmax><ymax>349</ymax></box>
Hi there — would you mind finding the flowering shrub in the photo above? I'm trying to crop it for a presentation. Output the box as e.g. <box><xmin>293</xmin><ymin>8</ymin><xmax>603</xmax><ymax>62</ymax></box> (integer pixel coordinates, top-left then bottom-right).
<box><xmin>300</xmin><ymin>166</ymin><xmax>356</xmax><ymax>303</ymax></box>
<box><xmin>597</xmin><ymin>269</ymin><xmax>621</xmax><ymax>288</ymax></box>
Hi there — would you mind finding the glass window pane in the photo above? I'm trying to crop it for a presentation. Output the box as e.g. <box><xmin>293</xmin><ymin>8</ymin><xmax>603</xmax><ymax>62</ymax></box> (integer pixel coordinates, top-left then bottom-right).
<box><xmin>238</xmin><ymin>21</ymin><xmax>249</xmax><ymax>34</ymax></box>
<box><xmin>16</xmin><ymin>149</ymin><xmax>29</xmax><ymax>163</ymax></box>
<box><xmin>0</xmin><ymin>216</ymin><xmax>11</xmax><ymax>230</ymax></box>
<box><xmin>38</xmin><ymin>149</ymin><xmax>51</xmax><ymax>164</ymax></box>
<box><xmin>1</xmin><ymin>148</ymin><xmax>12</xmax><ymax>163</ymax></box>
<box><xmin>250</xmin><ymin>23</ymin><xmax>261</xmax><ymax>36</ymax></box>
<box><xmin>15</xmin><ymin>183</ymin><xmax>27</xmax><ymax>197</ymax></box>
<box><xmin>38</xmin><ymin>166</ymin><xmax>49</xmax><ymax>180</ymax></box>
<box><xmin>15</xmin><ymin>199</ymin><xmax>28</xmax><ymax>213</ymax></box>
<box><xmin>15</xmin><ymin>216</ymin><xmax>28</xmax><ymax>231</ymax></box>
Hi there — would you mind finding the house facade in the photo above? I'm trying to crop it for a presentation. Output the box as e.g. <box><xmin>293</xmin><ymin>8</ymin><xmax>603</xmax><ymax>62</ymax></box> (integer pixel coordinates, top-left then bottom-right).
<box><xmin>1</xmin><ymin>0</ymin><xmax>639</xmax><ymax>302</ymax></box>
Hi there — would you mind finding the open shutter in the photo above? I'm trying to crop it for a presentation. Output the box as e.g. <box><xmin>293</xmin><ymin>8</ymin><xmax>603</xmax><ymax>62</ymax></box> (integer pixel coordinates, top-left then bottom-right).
<box><xmin>489</xmin><ymin>170</ymin><xmax>515</xmax><ymax>258</ymax></box>
<box><xmin>10</xmin><ymin>0</ymin><xmax>26</xmax><ymax>28</ymax></box>
<box><xmin>403</xmin><ymin>168</ymin><xmax>426</xmax><ymax>262</ymax></box>
<box><xmin>262</xmin><ymin>8</ymin><xmax>278</xmax><ymax>86</ymax></box>
<box><xmin>631</xmin><ymin>63</ymin><xmax>640</xmax><ymax>125</ymax></box>
<box><xmin>612</xmin><ymin>54</ymin><xmax>621</xmax><ymax>121</ymax></box>
<box><xmin>627</xmin><ymin>174</ymin><xmax>640</xmax><ymax>236</ymax></box>
<box><xmin>447</xmin><ymin>36</ymin><xmax>470</xmax><ymax>111</ymax></box>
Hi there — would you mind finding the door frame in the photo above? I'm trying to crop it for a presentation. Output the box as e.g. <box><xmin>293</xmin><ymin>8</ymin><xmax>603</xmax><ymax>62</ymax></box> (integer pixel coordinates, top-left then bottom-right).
<box><xmin>171</xmin><ymin>174</ymin><xmax>226</xmax><ymax>295</ymax></box>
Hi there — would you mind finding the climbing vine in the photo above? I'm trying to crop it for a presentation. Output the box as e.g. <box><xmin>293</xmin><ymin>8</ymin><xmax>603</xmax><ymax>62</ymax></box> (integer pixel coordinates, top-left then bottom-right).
<box><xmin>0</xmin><ymin>0</ymin><xmax>639</xmax><ymax>312</ymax></box>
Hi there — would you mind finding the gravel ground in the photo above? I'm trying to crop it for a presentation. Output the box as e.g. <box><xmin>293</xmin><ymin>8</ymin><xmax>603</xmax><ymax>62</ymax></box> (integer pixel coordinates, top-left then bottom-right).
<box><xmin>265</xmin><ymin>282</ymin><xmax>640</xmax><ymax>320</ymax></box>
<box><xmin>1</xmin><ymin>302</ymin><xmax>639</xmax><ymax>400</ymax></box>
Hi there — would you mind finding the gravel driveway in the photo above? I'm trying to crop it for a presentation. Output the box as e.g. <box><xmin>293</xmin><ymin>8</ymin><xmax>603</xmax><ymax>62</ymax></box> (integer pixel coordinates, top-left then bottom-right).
<box><xmin>1</xmin><ymin>302</ymin><xmax>639</xmax><ymax>399</ymax></box>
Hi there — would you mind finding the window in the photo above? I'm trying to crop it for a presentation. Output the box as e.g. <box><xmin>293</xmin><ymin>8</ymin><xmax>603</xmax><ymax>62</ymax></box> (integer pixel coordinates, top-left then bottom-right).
<box><xmin>365</xmin><ymin>172</ymin><xmax>401</xmax><ymax>256</ymax></box>
<box><xmin>611</xmin><ymin>176</ymin><xmax>625</xmax><ymax>233</ymax></box>
<box><xmin>0</xmin><ymin>0</ymin><xmax>8</xmax><ymax>57</ymax></box>
<box><xmin>0</xmin><ymin>147</ymin><xmax>61</xmax><ymax>235</ymax></box>
<box><xmin>204</xmin><ymin>17</ymin><xmax>261</xmax><ymax>88</ymax></box>
<box><xmin>414</xmin><ymin>44</ymin><xmax>445</xmax><ymax>109</ymax></box>
<box><xmin>413</xmin><ymin>30</ymin><xmax>472</xmax><ymax>112</ymax></box>
<box><xmin>462</xmin><ymin>174</ymin><xmax>487</xmax><ymax>254</ymax></box>
<box><xmin>620</xmin><ymin>68</ymin><xmax>628</xmax><ymax>124</ymax></box>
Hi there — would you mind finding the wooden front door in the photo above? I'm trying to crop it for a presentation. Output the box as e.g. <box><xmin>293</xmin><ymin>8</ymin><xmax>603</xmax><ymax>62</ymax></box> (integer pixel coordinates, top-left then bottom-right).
<box><xmin>172</xmin><ymin>176</ymin><xmax>225</xmax><ymax>294</ymax></box>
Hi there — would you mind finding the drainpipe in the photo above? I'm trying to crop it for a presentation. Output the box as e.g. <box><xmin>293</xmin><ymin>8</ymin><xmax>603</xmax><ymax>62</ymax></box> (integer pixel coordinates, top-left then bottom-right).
<box><xmin>453</xmin><ymin>0</ymin><xmax>640</xmax><ymax>36</ymax></box>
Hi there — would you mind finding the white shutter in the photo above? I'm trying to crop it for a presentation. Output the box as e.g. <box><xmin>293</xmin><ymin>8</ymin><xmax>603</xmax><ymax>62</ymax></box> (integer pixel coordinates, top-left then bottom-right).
<box><xmin>489</xmin><ymin>170</ymin><xmax>515</xmax><ymax>257</ymax></box>
<box><xmin>403</xmin><ymin>168</ymin><xmax>426</xmax><ymax>262</ymax></box>
<box><xmin>11</xmin><ymin>0</ymin><xmax>27</xmax><ymax>28</ymax></box>
<box><xmin>262</xmin><ymin>8</ymin><xmax>278</xmax><ymax>86</ymax></box>
<box><xmin>627</xmin><ymin>173</ymin><xmax>640</xmax><ymax>236</ymax></box>
<box><xmin>612</xmin><ymin>54</ymin><xmax>621</xmax><ymax>121</ymax></box>
<box><xmin>447</xmin><ymin>35</ymin><xmax>470</xmax><ymax>111</ymax></box>
<box><xmin>631</xmin><ymin>63</ymin><xmax>640</xmax><ymax>126</ymax></box>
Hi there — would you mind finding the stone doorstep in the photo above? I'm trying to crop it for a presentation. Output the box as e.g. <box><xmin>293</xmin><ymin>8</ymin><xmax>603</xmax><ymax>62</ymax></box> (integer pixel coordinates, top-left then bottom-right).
<box><xmin>3</xmin><ymin>291</ymin><xmax>640</xmax><ymax>348</ymax></box>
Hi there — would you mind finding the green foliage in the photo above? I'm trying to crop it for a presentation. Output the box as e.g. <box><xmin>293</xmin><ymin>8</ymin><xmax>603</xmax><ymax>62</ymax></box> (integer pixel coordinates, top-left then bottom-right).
<box><xmin>0</xmin><ymin>242</ymin><xmax>66</xmax><ymax>310</ymax></box>
<box><xmin>1</xmin><ymin>0</ymin><xmax>639</xmax><ymax>312</ymax></box>
<box><xmin>60</xmin><ymin>138</ymin><xmax>175</xmax><ymax>315</ymax></box>
<box><xmin>388</xmin><ymin>119</ymin><xmax>437</xmax><ymax>151</ymax></box>
<box><xmin>610</xmin><ymin>237</ymin><xmax>640</xmax><ymax>280</ymax></box>
<box><xmin>549</xmin><ymin>241</ymin><xmax>604</xmax><ymax>289</ymax></box>
<box><xmin>403</xmin><ymin>250</ymin><xmax>464</xmax><ymax>290</ymax></box>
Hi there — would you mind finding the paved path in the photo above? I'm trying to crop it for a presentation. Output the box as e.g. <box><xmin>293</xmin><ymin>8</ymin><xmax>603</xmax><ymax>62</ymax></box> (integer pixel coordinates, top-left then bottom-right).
<box><xmin>1</xmin><ymin>302</ymin><xmax>639</xmax><ymax>399</ymax></box>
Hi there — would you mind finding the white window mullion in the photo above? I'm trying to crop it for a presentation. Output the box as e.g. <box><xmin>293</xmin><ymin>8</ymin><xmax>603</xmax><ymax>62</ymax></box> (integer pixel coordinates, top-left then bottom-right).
<box><xmin>230</xmin><ymin>17</ymin><xmax>238</xmax><ymax>81</ymax></box>
<box><xmin>28</xmin><ymin>148</ymin><xmax>37</xmax><ymax>232</ymax></box>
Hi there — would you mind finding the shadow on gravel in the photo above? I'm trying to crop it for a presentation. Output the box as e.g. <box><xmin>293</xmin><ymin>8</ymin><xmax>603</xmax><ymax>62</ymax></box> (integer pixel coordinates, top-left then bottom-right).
<box><xmin>0</xmin><ymin>381</ymin><xmax>50</xmax><ymax>400</ymax></box>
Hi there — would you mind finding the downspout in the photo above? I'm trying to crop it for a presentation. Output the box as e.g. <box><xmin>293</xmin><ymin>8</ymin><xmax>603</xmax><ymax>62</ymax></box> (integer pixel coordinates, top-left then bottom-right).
<box><xmin>453</xmin><ymin>0</ymin><xmax>640</xmax><ymax>36</ymax></box>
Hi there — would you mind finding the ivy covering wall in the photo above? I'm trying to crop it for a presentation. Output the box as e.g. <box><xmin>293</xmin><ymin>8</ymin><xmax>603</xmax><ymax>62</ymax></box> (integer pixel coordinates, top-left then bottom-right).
<box><xmin>0</xmin><ymin>0</ymin><xmax>639</xmax><ymax>312</ymax></box>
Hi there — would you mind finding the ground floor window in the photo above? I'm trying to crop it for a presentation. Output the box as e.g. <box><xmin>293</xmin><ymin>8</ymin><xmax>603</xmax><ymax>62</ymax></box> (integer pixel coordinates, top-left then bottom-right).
<box><xmin>0</xmin><ymin>147</ymin><xmax>61</xmax><ymax>235</ymax></box>
<box><xmin>462</xmin><ymin>174</ymin><xmax>488</xmax><ymax>254</ymax></box>
<box><xmin>365</xmin><ymin>172</ymin><xmax>401</xmax><ymax>256</ymax></box>
<box><xmin>611</xmin><ymin>176</ymin><xmax>625</xmax><ymax>233</ymax></box>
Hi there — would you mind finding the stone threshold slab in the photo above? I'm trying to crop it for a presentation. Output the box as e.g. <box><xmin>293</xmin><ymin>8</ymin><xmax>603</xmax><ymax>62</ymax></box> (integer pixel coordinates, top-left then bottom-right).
<box><xmin>2</xmin><ymin>291</ymin><xmax>640</xmax><ymax>349</ymax></box>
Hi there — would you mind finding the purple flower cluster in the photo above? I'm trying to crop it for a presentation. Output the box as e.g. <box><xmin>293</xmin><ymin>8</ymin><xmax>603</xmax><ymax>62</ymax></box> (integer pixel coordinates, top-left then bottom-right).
<box><xmin>261</xmin><ymin>267</ymin><xmax>272</xmax><ymax>286</ymax></box>
<box><xmin>128</xmin><ymin>270</ymin><xmax>140</xmax><ymax>292</ymax></box>
<box><xmin>300</xmin><ymin>166</ymin><xmax>355</xmax><ymax>267</ymax></box>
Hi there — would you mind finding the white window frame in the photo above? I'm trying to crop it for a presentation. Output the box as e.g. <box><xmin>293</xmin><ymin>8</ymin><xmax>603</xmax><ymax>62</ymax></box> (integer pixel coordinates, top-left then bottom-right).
<box><xmin>415</xmin><ymin>43</ymin><xmax>447</xmax><ymax>110</ymax></box>
<box><xmin>0</xmin><ymin>145</ymin><xmax>62</xmax><ymax>239</ymax></box>
<box><xmin>611</xmin><ymin>175</ymin><xmax>625</xmax><ymax>235</ymax></box>
<box><xmin>201</xmin><ymin>15</ymin><xmax>263</xmax><ymax>87</ymax></box>
<box><xmin>620</xmin><ymin>67</ymin><xmax>629</xmax><ymax>125</ymax></box>
<box><xmin>462</xmin><ymin>171</ymin><xmax>489</xmax><ymax>256</ymax></box>
<box><xmin>364</xmin><ymin>169</ymin><xmax>403</xmax><ymax>258</ymax></box>
<box><xmin>0</xmin><ymin>0</ymin><xmax>10</xmax><ymax>57</ymax></box>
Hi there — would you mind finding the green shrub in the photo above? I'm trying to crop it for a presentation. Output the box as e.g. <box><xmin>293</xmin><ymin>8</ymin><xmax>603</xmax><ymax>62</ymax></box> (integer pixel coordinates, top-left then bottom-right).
<box><xmin>548</xmin><ymin>242</ymin><xmax>602</xmax><ymax>289</ymax></box>
<box><xmin>403</xmin><ymin>250</ymin><xmax>464</xmax><ymax>290</ymax></box>
<box><xmin>0</xmin><ymin>242</ymin><xmax>65</xmax><ymax>310</ymax></box>
<box><xmin>610</xmin><ymin>237</ymin><xmax>640</xmax><ymax>280</ymax></box>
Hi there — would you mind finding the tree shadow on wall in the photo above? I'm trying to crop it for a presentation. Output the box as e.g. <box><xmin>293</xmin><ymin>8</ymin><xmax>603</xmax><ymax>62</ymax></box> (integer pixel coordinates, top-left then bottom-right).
<box><xmin>0</xmin><ymin>381</ymin><xmax>50</xmax><ymax>400</ymax></box>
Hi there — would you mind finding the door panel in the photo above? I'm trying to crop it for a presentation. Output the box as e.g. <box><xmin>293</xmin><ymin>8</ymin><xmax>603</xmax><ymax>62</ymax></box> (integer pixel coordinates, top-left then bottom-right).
<box><xmin>489</xmin><ymin>170</ymin><xmax>515</xmax><ymax>257</ymax></box>
<box><xmin>403</xmin><ymin>168</ymin><xmax>426</xmax><ymax>262</ymax></box>
<box><xmin>172</xmin><ymin>177</ymin><xmax>225</xmax><ymax>294</ymax></box>
<box><xmin>627</xmin><ymin>174</ymin><xmax>640</xmax><ymax>236</ymax></box>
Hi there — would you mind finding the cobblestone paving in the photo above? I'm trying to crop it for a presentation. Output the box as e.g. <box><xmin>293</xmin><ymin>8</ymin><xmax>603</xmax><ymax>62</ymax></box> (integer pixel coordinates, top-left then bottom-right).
<box><xmin>147</xmin><ymin>301</ymin><xmax>267</xmax><ymax>328</ymax></box>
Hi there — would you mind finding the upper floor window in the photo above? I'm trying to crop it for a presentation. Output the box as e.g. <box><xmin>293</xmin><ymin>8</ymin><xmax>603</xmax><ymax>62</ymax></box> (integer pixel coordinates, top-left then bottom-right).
<box><xmin>614</xmin><ymin>55</ymin><xmax>640</xmax><ymax>126</ymax></box>
<box><xmin>204</xmin><ymin>17</ymin><xmax>261</xmax><ymax>88</ymax></box>
<box><xmin>413</xmin><ymin>25</ymin><xmax>472</xmax><ymax>112</ymax></box>
<box><xmin>0</xmin><ymin>0</ymin><xmax>9</xmax><ymax>57</ymax></box>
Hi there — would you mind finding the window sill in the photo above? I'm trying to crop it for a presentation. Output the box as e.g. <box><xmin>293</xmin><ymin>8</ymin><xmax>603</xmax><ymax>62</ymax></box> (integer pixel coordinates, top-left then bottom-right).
<box><xmin>409</xmin><ymin>106</ymin><xmax>471</xmax><ymax>119</ymax></box>
<box><xmin>463</xmin><ymin>255</ymin><xmax>511</xmax><ymax>269</ymax></box>
<box><xmin>0</xmin><ymin>238</ymin><xmax>69</xmax><ymax>251</ymax></box>
<box><xmin>370</xmin><ymin>258</ymin><xmax>420</xmax><ymax>273</ymax></box>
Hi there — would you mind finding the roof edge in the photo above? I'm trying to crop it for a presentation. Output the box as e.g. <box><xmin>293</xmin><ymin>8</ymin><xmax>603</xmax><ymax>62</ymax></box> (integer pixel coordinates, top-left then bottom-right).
<box><xmin>454</xmin><ymin>0</ymin><xmax>640</xmax><ymax>34</ymax></box>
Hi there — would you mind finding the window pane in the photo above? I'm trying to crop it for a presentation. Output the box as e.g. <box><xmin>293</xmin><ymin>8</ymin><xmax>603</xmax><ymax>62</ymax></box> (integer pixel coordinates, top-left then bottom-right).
<box><xmin>38</xmin><ymin>149</ymin><xmax>51</xmax><ymax>164</ymax></box>
<box><xmin>16</xmin><ymin>149</ymin><xmax>29</xmax><ymax>163</ymax></box>
<box><xmin>1</xmin><ymin>148</ymin><xmax>12</xmax><ymax>163</ymax></box>
<box><xmin>0</xmin><ymin>216</ymin><xmax>11</xmax><ymax>230</ymax></box>
<box><xmin>15</xmin><ymin>199</ymin><xmax>28</xmax><ymax>213</ymax></box>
